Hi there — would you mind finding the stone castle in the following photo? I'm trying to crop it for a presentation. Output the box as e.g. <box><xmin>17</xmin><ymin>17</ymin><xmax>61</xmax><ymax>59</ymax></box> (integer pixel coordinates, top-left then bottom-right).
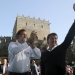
<box><xmin>0</xmin><ymin>15</ymin><xmax>50</xmax><ymax>62</ymax></box>
<box><xmin>13</xmin><ymin>15</ymin><xmax>50</xmax><ymax>40</ymax></box>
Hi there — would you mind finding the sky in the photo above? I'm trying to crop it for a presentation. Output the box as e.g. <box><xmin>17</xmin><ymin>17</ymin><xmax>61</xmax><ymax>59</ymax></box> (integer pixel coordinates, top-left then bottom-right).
<box><xmin>0</xmin><ymin>0</ymin><xmax>75</xmax><ymax>44</ymax></box>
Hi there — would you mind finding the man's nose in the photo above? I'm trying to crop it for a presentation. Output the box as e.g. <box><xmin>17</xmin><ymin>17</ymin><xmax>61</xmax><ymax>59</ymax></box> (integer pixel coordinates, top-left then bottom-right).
<box><xmin>24</xmin><ymin>34</ymin><xmax>27</xmax><ymax>37</ymax></box>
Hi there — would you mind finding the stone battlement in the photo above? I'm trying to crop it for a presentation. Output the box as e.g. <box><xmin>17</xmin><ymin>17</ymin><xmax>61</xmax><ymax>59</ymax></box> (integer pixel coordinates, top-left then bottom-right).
<box><xmin>17</xmin><ymin>15</ymin><xmax>50</xmax><ymax>23</ymax></box>
<box><xmin>0</xmin><ymin>36</ymin><xmax>14</xmax><ymax>44</ymax></box>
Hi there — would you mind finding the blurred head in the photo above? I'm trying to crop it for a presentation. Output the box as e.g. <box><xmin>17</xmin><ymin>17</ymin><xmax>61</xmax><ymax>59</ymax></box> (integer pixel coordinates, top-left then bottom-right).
<box><xmin>3</xmin><ymin>59</ymin><xmax>7</xmax><ymax>65</ymax></box>
<box><xmin>32</xmin><ymin>60</ymin><xmax>35</xmax><ymax>64</ymax></box>
<box><xmin>16</xmin><ymin>29</ymin><xmax>27</xmax><ymax>42</ymax></box>
<box><xmin>47</xmin><ymin>33</ymin><xmax>58</xmax><ymax>47</ymax></box>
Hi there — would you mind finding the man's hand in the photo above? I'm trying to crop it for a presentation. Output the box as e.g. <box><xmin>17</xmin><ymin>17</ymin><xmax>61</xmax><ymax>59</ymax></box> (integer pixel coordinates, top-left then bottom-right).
<box><xmin>73</xmin><ymin>3</ymin><xmax>75</xmax><ymax>11</ymax></box>
<box><xmin>27</xmin><ymin>30</ymin><xmax>38</xmax><ymax>48</ymax></box>
<box><xmin>30</xmin><ymin>30</ymin><xmax>37</xmax><ymax>41</ymax></box>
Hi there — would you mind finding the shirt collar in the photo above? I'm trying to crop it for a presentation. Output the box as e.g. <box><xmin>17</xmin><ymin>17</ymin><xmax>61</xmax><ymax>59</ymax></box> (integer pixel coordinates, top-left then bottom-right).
<box><xmin>47</xmin><ymin>46</ymin><xmax>57</xmax><ymax>52</ymax></box>
<box><xmin>16</xmin><ymin>40</ymin><xmax>22</xmax><ymax>45</ymax></box>
<box><xmin>16</xmin><ymin>40</ymin><xmax>27</xmax><ymax>46</ymax></box>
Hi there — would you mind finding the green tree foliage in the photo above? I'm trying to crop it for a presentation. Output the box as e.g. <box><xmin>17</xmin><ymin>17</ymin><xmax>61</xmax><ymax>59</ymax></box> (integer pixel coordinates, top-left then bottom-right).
<box><xmin>66</xmin><ymin>38</ymin><xmax>75</xmax><ymax>63</ymax></box>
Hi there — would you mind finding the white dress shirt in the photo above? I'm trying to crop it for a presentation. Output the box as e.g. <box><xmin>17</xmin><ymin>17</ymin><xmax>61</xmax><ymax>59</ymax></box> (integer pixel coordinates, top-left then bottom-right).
<box><xmin>34</xmin><ymin>64</ymin><xmax>38</xmax><ymax>75</ymax></box>
<box><xmin>47</xmin><ymin>46</ymin><xmax>57</xmax><ymax>52</ymax></box>
<box><xmin>3</xmin><ymin>65</ymin><xmax>7</xmax><ymax>74</ymax></box>
<box><xmin>8</xmin><ymin>40</ymin><xmax>41</xmax><ymax>73</ymax></box>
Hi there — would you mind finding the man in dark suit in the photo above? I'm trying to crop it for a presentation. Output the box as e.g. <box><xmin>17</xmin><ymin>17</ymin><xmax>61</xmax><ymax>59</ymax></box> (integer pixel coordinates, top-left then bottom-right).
<box><xmin>41</xmin><ymin>4</ymin><xmax>75</xmax><ymax>75</ymax></box>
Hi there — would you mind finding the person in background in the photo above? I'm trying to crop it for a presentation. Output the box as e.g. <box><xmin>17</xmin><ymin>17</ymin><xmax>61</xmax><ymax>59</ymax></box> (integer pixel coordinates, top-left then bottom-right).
<box><xmin>31</xmin><ymin>60</ymin><xmax>39</xmax><ymax>75</ymax></box>
<box><xmin>2</xmin><ymin>59</ymin><xmax>8</xmax><ymax>75</ymax></box>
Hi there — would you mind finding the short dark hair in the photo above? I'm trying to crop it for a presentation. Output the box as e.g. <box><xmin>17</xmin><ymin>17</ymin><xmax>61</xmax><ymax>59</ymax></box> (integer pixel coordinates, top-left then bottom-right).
<box><xmin>16</xmin><ymin>29</ymin><xmax>26</xmax><ymax>39</ymax></box>
<box><xmin>47</xmin><ymin>33</ymin><xmax>58</xmax><ymax>41</ymax></box>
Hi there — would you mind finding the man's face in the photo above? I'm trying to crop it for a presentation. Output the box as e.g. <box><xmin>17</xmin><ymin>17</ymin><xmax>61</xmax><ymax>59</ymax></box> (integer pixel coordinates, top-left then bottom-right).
<box><xmin>4</xmin><ymin>59</ymin><xmax>7</xmax><ymax>64</ymax></box>
<box><xmin>18</xmin><ymin>31</ymin><xmax>27</xmax><ymax>42</ymax></box>
<box><xmin>48</xmin><ymin>35</ymin><xmax>58</xmax><ymax>47</ymax></box>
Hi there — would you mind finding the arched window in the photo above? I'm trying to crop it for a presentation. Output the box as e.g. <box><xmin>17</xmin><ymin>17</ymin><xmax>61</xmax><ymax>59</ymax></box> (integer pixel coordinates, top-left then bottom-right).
<box><xmin>41</xmin><ymin>25</ymin><xmax>43</xmax><ymax>28</ymax></box>
<box><xmin>43</xmin><ymin>37</ymin><xmax>46</xmax><ymax>40</ymax></box>
<box><xmin>26</xmin><ymin>22</ymin><xmax>27</xmax><ymax>26</ymax></box>
<box><xmin>34</xmin><ymin>24</ymin><xmax>35</xmax><ymax>27</ymax></box>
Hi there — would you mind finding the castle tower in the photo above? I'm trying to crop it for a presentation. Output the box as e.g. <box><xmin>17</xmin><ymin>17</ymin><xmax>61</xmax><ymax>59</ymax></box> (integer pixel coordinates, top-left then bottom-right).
<box><xmin>13</xmin><ymin>15</ymin><xmax>50</xmax><ymax>40</ymax></box>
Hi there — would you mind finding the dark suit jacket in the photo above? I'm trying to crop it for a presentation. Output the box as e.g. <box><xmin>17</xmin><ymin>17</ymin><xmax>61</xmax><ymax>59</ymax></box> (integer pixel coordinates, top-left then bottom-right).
<box><xmin>31</xmin><ymin>65</ymin><xmax>37</xmax><ymax>75</ymax></box>
<box><xmin>0</xmin><ymin>64</ymin><xmax>3</xmax><ymax>74</ymax></box>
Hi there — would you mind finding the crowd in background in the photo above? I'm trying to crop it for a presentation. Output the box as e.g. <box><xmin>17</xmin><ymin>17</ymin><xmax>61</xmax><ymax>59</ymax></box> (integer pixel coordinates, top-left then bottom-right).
<box><xmin>65</xmin><ymin>62</ymin><xmax>75</xmax><ymax>75</ymax></box>
<box><xmin>0</xmin><ymin>59</ymin><xmax>41</xmax><ymax>75</ymax></box>
<box><xmin>1</xmin><ymin>58</ymin><xmax>75</xmax><ymax>75</ymax></box>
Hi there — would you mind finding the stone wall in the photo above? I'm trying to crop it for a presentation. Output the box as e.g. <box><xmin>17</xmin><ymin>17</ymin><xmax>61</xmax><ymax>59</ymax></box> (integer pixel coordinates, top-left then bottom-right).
<box><xmin>0</xmin><ymin>36</ymin><xmax>15</xmax><ymax>56</ymax></box>
<box><xmin>13</xmin><ymin>15</ymin><xmax>50</xmax><ymax>40</ymax></box>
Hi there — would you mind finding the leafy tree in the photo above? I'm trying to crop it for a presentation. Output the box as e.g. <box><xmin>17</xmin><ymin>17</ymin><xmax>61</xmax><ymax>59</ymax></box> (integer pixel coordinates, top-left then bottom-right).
<box><xmin>66</xmin><ymin>38</ymin><xmax>75</xmax><ymax>62</ymax></box>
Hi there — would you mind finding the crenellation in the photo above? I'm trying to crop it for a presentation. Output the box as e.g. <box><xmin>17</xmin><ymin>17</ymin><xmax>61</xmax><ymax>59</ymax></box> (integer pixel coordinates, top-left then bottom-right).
<box><xmin>43</xmin><ymin>19</ymin><xmax>45</xmax><ymax>21</ymax></box>
<box><xmin>33</xmin><ymin>17</ymin><xmax>35</xmax><ymax>19</ymax></box>
<box><xmin>17</xmin><ymin>15</ymin><xmax>49</xmax><ymax>23</ymax></box>
<box><xmin>27</xmin><ymin>16</ymin><xmax>30</xmax><ymax>18</ymax></box>
<box><xmin>0</xmin><ymin>37</ymin><xmax>14</xmax><ymax>44</ymax></box>
<box><xmin>38</xmin><ymin>17</ymin><xmax>40</xmax><ymax>20</ymax></box>
<box><xmin>22</xmin><ymin>15</ymin><xmax>24</xmax><ymax>17</ymax></box>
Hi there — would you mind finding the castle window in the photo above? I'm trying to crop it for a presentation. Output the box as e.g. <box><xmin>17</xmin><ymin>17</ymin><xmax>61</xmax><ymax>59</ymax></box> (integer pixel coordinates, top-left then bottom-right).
<box><xmin>41</xmin><ymin>25</ymin><xmax>43</xmax><ymax>28</ymax></box>
<box><xmin>43</xmin><ymin>37</ymin><xmax>46</xmax><ymax>40</ymax></box>
<box><xmin>34</xmin><ymin>24</ymin><xmax>35</xmax><ymax>27</ymax></box>
<box><xmin>26</xmin><ymin>22</ymin><xmax>27</xmax><ymax>26</ymax></box>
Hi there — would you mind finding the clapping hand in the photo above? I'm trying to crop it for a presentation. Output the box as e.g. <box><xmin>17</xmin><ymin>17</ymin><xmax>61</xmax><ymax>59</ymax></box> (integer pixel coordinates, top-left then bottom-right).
<box><xmin>27</xmin><ymin>30</ymin><xmax>37</xmax><ymax>48</ymax></box>
<box><xmin>30</xmin><ymin>30</ymin><xmax>37</xmax><ymax>41</ymax></box>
